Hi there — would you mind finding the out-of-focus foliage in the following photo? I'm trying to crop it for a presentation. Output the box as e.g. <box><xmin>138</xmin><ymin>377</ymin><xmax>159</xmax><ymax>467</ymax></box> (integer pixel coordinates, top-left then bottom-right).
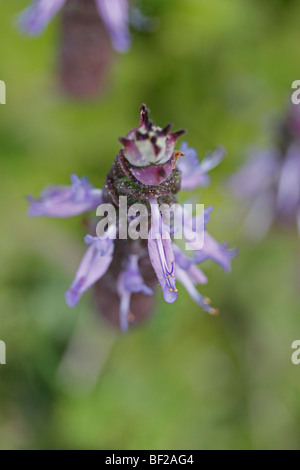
<box><xmin>0</xmin><ymin>0</ymin><xmax>300</xmax><ymax>450</ymax></box>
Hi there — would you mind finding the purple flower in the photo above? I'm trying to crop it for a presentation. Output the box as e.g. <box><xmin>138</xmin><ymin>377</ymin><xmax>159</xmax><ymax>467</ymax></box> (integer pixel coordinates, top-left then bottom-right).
<box><xmin>178</xmin><ymin>142</ymin><xmax>225</xmax><ymax>190</ymax></box>
<box><xmin>229</xmin><ymin>149</ymin><xmax>280</xmax><ymax>199</ymax></box>
<box><xmin>229</xmin><ymin>104</ymin><xmax>300</xmax><ymax>238</ymax></box>
<box><xmin>117</xmin><ymin>255</ymin><xmax>153</xmax><ymax>331</ymax></box>
<box><xmin>18</xmin><ymin>0</ymin><xmax>131</xmax><ymax>53</ymax></box>
<box><xmin>193</xmin><ymin>232</ymin><xmax>237</xmax><ymax>273</ymax></box>
<box><xmin>27</xmin><ymin>174</ymin><xmax>102</xmax><ymax>218</ymax></box>
<box><xmin>27</xmin><ymin>104</ymin><xmax>235</xmax><ymax>331</ymax></box>
<box><xmin>66</xmin><ymin>233</ymin><xmax>114</xmax><ymax>307</ymax></box>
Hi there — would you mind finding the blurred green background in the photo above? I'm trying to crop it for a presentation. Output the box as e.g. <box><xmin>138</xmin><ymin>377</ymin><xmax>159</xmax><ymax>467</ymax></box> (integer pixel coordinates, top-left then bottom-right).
<box><xmin>1</xmin><ymin>0</ymin><xmax>300</xmax><ymax>450</ymax></box>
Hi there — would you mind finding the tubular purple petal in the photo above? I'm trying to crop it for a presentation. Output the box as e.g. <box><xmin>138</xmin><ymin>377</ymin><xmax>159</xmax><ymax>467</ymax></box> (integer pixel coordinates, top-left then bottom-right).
<box><xmin>27</xmin><ymin>174</ymin><xmax>102</xmax><ymax>218</ymax></box>
<box><xmin>178</xmin><ymin>142</ymin><xmax>225</xmax><ymax>190</ymax></box>
<box><xmin>117</xmin><ymin>255</ymin><xmax>153</xmax><ymax>331</ymax></box>
<box><xmin>176</xmin><ymin>265</ymin><xmax>216</xmax><ymax>314</ymax></box>
<box><xmin>194</xmin><ymin>232</ymin><xmax>237</xmax><ymax>273</ymax></box>
<box><xmin>122</xmin><ymin>255</ymin><xmax>153</xmax><ymax>295</ymax></box>
<box><xmin>96</xmin><ymin>0</ymin><xmax>131</xmax><ymax>53</ymax></box>
<box><xmin>18</xmin><ymin>0</ymin><xmax>67</xmax><ymax>35</ymax></box>
<box><xmin>188</xmin><ymin>264</ymin><xmax>208</xmax><ymax>285</ymax></box>
<box><xmin>65</xmin><ymin>233</ymin><xmax>114</xmax><ymax>307</ymax></box>
<box><xmin>173</xmin><ymin>244</ymin><xmax>193</xmax><ymax>271</ymax></box>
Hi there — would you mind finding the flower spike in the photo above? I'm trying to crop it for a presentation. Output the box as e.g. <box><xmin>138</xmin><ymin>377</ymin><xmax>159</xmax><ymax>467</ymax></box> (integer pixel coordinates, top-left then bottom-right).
<box><xmin>27</xmin><ymin>104</ymin><xmax>234</xmax><ymax>331</ymax></box>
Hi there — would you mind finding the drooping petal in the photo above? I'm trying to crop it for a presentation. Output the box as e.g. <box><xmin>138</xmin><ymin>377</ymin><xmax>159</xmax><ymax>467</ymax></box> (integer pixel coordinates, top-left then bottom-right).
<box><xmin>96</xmin><ymin>0</ymin><xmax>131</xmax><ymax>53</ymax></box>
<box><xmin>200</xmin><ymin>147</ymin><xmax>225</xmax><ymax>173</ymax></box>
<box><xmin>27</xmin><ymin>174</ymin><xmax>102</xmax><ymax>218</ymax></box>
<box><xmin>117</xmin><ymin>255</ymin><xmax>153</xmax><ymax>332</ymax></box>
<box><xmin>178</xmin><ymin>142</ymin><xmax>225</xmax><ymax>190</ymax></box>
<box><xmin>188</xmin><ymin>264</ymin><xmax>208</xmax><ymax>285</ymax></box>
<box><xmin>122</xmin><ymin>255</ymin><xmax>153</xmax><ymax>295</ymax></box>
<box><xmin>194</xmin><ymin>232</ymin><xmax>237</xmax><ymax>273</ymax></box>
<box><xmin>174</xmin><ymin>244</ymin><xmax>208</xmax><ymax>284</ymax></box>
<box><xmin>176</xmin><ymin>265</ymin><xmax>217</xmax><ymax>315</ymax></box>
<box><xmin>18</xmin><ymin>0</ymin><xmax>67</xmax><ymax>35</ymax></box>
<box><xmin>65</xmin><ymin>234</ymin><xmax>114</xmax><ymax>307</ymax></box>
<box><xmin>148</xmin><ymin>199</ymin><xmax>177</xmax><ymax>303</ymax></box>
<box><xmin>173</xmin><ymin>244</ymin><xmax>193</xmax><ymax>271</ymax></box>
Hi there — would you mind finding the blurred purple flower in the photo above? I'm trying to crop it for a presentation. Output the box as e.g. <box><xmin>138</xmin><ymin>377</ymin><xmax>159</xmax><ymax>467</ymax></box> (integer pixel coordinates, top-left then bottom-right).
<box><xmin>18</xmin><ymin>0</ymin><xmax>67</xmax><ymax>35</ymax></box>
<box><xmin>96</xmin><ymin>0</ymin><xmax>131</xmax><ymax>53</ymax></box>
<box><xmin>277</xmin><ymin>144</ymin><xmax>300</xmax><ymax>225</ymax></box>
<box><xmin>229</xmin><ymin>104</ymin><xmax>300</xmax><ymax>239</ymax></box>
<box><xmin>27</xmin><ymin>174</ymin><xmax>102</xmax><ymax>218</ymax></box>
<box><xmin>18</xmin><ymin>0</ymin><xmax>131</xmax><ymax>53</ymax></box>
